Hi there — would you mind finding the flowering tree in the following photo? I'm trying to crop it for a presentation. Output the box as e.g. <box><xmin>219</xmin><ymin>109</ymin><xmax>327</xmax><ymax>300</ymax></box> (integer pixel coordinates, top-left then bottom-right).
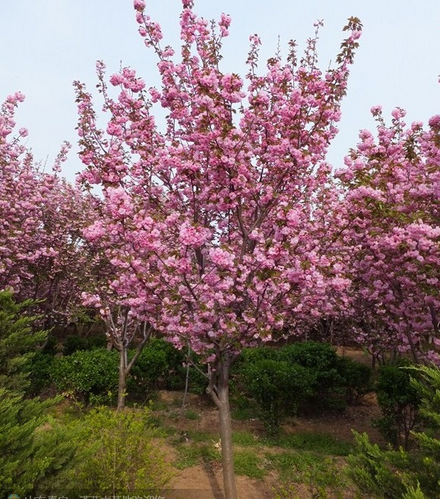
<box><xmin>81</xmin><ymin>285</ymin><xmax>154</xmax><ymax>410</ymax></box>
<box><xmin>0</xmin><ymin>93</ymin><xmax>96</xmax><ymax>330</ymax></box>
<box><xmin>336</xmin><ymin>107</ymin><xmax>440</xmax><ymax>364</ymax></box>
<box><xmin>75</xmin><ymin>1</ymin><xmax>361</xmax><ymax>496</ymax></box>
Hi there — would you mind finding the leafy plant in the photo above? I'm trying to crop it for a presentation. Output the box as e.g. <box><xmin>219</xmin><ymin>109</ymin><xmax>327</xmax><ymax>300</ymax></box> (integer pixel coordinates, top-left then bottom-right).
<box><xmin>51</xmin><ymin>348</ymin><xmax>119</xmax><ymax>404</ymax></box>
<box><xmin>241</xmin><ymin>359</ymin><xmax>313</xmax><ymax>435</ymax></box>
<box><xmin>51</xmin><ymin>406</ymin><xmax>173</xmax><ymax>495</ymax></box>
<box><xmin>0</xmin><ymin>291</ymin><xmax>76</xmax><ymax>497</ymax></box>
<box><xmin>374</xmin><ymin>362</ymin><xmax>421</xmax><ymax>449</ymax></box>
<box><xmin>234</xmin><ymin>450</ymin><xmax>265</xmax><ymax>479</ymax></box>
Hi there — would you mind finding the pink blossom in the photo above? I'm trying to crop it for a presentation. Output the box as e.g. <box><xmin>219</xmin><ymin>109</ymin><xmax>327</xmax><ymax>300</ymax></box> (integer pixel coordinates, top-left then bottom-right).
<box><xmin>133</xmin><ymin>0</ymin><xmax>145</xmax><ymax>12</ymax></box>
<box><xmin>109</xmin><ymin>73</ymin><xmax>124</xmax><ymax>86</ymax></box>
<box><xmin>179</xmin><ymin>222</ymin><xmax>209</xmax><ymax>247</ymax></box>
<box><xmin>209</xmin><ymin>248</ymin><xmax>235</xmax><ymax>269</ymax></box>
<box><xmin>428</xmin><ymin>114</ymin><xmax>440</xmax><ymax>129</ymax></box>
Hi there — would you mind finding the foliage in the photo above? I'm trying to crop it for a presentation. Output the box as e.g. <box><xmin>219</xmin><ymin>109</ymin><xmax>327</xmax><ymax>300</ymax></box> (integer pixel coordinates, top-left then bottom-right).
<box><xmin>49</xmin><ymin>406</ymin><xmax>173</xmax><ymax>495</ymax></box>
<box><xmin>51</xmin><ymin>348</ymin><xmax>119</xmax><ymax>404</ymax></box>
<box><xmin>0</xmin><ymin>290</ymin><xmax>46</xmax><ymax>393</ymax></box>
<box><xmin>235</xmin><ymin>342</ymin><xmax>372</xmax><ymax>434</ymax></box>
<box><xmin>130</xmin><ymin>337</ymin><xmax>208</xmax><ymax>395</ymax></box>
<box><xmin>129</xmin><ymin>340</ymin><xmax>169</xmax><ymax>396</ymax></box>
<box><xmin>373</xmin><ymin>362</ymin><xmax>421</xmax><ymax>449</ymax></box>
<box><xmin>0</xmin><ymin>390</ymin><xmax>76</xmax><ymax>497</ymax></box>
<box><xmin>337</xmin><ymin>355</ymin><xmax>373</xmax><ymax>404</ymax></box>
<box><xmin>347</xmin><ymin>431</ymin><xmax>407</xmax><ymax>498</ymax></box>
<box><xmin>280</xmin><ymin>342</ymin><xmax>372</xmax><ymax>410</ymax></box>
<box><xmin>62</xmin><ymin>333</ymin><xmax>107</xmax><ymax>355</ymax></box>
<box><xmin>348</xmin><ymin>366</ymin><xmax>440</xmax><ymax>498</ymax></box>
<box><xmin>241</xmin><ymin>358</ymin><xmax>313</xmax><ymax>435</ymax></box>
<box><xmin>0</xmin><ymin>292</ymin><xmax>76</xmax><ymax>497</ymax></box>
<box><xmin>28</xmin><ymin>351</ymin><xmax>55</xmax><ymax>396</ymax></box>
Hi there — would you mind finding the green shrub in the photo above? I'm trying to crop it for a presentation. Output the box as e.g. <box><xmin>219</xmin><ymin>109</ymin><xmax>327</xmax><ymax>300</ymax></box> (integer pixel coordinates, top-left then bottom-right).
<box><xmin>348</xmin><ymin>366</ymin><xmax>440</xmax><ymax>498</ymax></box>
<box><xmin>241</xmin><ymin>358</ymin><xmax>313</xmax><ymax>435</ymax></box>
<box><xmin>0</xmin><ymin>290</ymin><xmax>46</xmax><ymax>393</ymax></box>
<box><xmin>28</xmin><ymin>351</ymin><xmax>55</xmax><ymax>396</ymax></box>
<box><xmin>234</xmin><ymin>342</ymin><xmax>372</xmax><ymax>427</ymax></box>
<box><xmin>0</xmin><ymin>291</ymin><xmax>76</xmax><ymax>497</ymax></box>
<box><xmin>374</xmin><ymin>363</ymin><xmax>421</xmax><ymax>449</ymax></box>
<box><xmin>280</xmin><ymin>342</ymin><xmax>348</xmax><ymax>411</ymax></box>
<box><xmin>43</xmin><ymin>406</ymin><xmax>173</xmax><ymax>495</ymax></box>
<box><xmin>134</xmin><ymin>338</ymin><xmax>208</xmax><ymax>394</ymax></box>
<box><xmin>337</xmin><ymin>356</ymin><xmax>373</xmax><ymax>404</ymax></box>
<box><xmin>51</xmin><ymin>348</ymin><xmax>119</xmax><ymax>404</ymax></box>
<box><xmin>0</xmin><ymin>389</ymin><xmax>77</xmax><ymax>497</ymax></box>
<box><xmin>347</xmin><ymin>431</ymin><xmax>410</xmax><ymax>498</ymax></box>
<box><xmin>63</xmin><ymin>334</ymin><xmax>107</xmax><ymax>355</ymax></box>
<box><xmin>129</xmin><ymin>342</ymin><xmax>169</xmax><ymax>397</ymax></box>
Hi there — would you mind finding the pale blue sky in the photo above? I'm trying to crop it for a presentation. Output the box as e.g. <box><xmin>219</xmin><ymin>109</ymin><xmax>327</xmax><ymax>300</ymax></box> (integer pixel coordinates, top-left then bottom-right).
<box><xmin>1</xmin><ymin>0</ymin><xmax>439</xmax><ymax>182</ymax></box>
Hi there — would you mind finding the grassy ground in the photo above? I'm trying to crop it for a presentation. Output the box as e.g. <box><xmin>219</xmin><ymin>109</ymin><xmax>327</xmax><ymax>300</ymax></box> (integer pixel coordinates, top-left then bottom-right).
<box><xmin>148</xmin><ymin>394</ymin><xmax>363</xmax><ymax>499</ymax></box>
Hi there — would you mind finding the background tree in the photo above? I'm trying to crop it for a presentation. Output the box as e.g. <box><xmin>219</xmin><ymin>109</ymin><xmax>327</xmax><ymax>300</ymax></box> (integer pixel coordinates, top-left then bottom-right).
<box><xmin>0</xmin><ymin>93</ymin><xmax>97</xmax><ymax>332</ymax></box>
<box><xmin>75</xmin><ymin>1</ymin><xmax>362</xmax><ymax>497</ymax></box>
<box><xmin>336</xmin><ymin>107</ymin><xmax>440</xmax><ymax>364</ymax></box>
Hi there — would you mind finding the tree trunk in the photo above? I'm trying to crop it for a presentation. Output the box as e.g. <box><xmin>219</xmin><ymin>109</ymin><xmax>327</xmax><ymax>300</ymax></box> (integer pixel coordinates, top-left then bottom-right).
<box><xmin>217</xmin><ymin>380</ymin><xmax>237</xmax><ymax>499</ymax></box>
<box><xmin>208</xmin><ymin>353</ymin><xmax>238</xmax><ymax>499</ymax></box>
<box><xmin>117</xmin><ymin>346</ymin><xmax>128</xmax><ymax>410</ymax></box>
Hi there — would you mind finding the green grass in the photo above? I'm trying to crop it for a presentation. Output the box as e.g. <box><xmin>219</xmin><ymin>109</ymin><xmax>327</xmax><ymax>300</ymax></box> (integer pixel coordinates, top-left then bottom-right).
<box><xmin>186</xmin><ymin>429</ymin><xmax>213</xmax><ymax>442</ymax></box>
<box><xmin>183</xmin><ymin>408</ymin><xmax>201</xmax><ymax>420</ymax></box>
<box><xmin>234</xmin><ymin>450</ymin><xmax>266</xmax><ymax>479</ymax></box>
<box><xmin>231</xmin><ymin>406</ymin><xmax>257</xmax><ymax>420</ymax></box>
<box><xmin>264</xmin><ymin>431</ymin><xmax>353</xmax><ymax>456</ymax></box>
<box><xmin>232</xmin><ymin>430</ymin><xmax>259</xmax><ymax>446</ymax></box>
<box><xmin>173</xmin><ymin>442</ymin><xmax>220</xmax><ymax>469</ymax></box>
<box><xmin>267</xmin><ymin>450</ymin><xmax>349</xmax><ymax>496</ymax></box>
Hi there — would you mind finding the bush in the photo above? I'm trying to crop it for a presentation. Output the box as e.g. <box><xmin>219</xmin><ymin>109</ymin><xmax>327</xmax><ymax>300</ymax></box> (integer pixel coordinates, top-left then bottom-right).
<box><xmin>279</xmin><ymin>342</ymin><xmax>349</xmax><ymax>411</ymax></box>
<box><xmin>234</xmin><ymin>342</ymin><xmax>373</xmax><ymax>426</ymax></box>
<box><xmin>63</xmin><ymin>334</ymin><xmax>107</xmax><ymax>355</ymax></box>
<box><xmin>337</xmin><ymin>356</ymin><xmax>373</xmax><ymax>404</ymax></box>
<box><xmin>0</xmin><ymin>291</ymin><xmax>76</xmax><ymax>497</ymax></box>
<box><xmin>133</xmin><ymin>338</ymin><xmax>208</xmax><ymax>395</ymax></box>
<box><xmin>48</xmin><ymin>406</ymin><xmax>173</xmax><ymax>495</ymax></box>
<box><xmin>51</xmin><ymin>348</ymin><xmax>119</xmax><ymax>404</ymax></box>
<box><xmin>0</xmin><ymin>389</ymin><xmax>77</xmax><ymax>497</ymax></box>
<box><xmin>0</xmin><ymin>290</ymin><xmax>46</xmax><ymax>393</ymax></box>
<box><xmin>347</xmin><ymin>431</ymin><xmax>407</xmax><ymax>498</ymax></box>
<box><xmin>374</xmin><ymin>362</ymin><xmax>421</xmax><ymax>449</ymax></box>
<box><xmin>28</xmin><ymin>351</ymin><xmax>55</xmax><ymax>396</ymax></box>
<box><xmin>348</xmin><ymin>366</ymin><xmax>440</xmax><ymax>498</ymax></box>
<box><xmin>241</xmin><ymin>358</ymin><xmax>313</xmax><ymax>435</ymax></box>
<box><xmin>129</xmin><ymin>341</ymin><xmax>169</xmax><ymax>397</ymax></box>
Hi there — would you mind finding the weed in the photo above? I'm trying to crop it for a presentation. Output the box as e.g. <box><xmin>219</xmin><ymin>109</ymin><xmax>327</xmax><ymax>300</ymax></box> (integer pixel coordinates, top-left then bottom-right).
<box><xmin>173</xmin><ymin>442</ymin><xmax>220</xmax><ymax>469</ymax></box>
<box><xmin>268</xmin><ymin>451</ymin><xmax>349</xmax><ymax>498</ymax></box>
<box><xmin>184</xmin><ymin>408</ymin><xmax>201</xmax><ymax>420</ymax></box>
<box><xmin>265</xmin><ymin>431</ymin><xmax>352</xmax><ymax>456</ymax></box>
<box><xmin>232</xmin><ymin>430</ymin><xmax>259</xmax><ymax>446</ymax></box>
<box><xmin>234</xmin><ymin>450</ymin><xmax>266</xmax><ymax>479</ymax></box>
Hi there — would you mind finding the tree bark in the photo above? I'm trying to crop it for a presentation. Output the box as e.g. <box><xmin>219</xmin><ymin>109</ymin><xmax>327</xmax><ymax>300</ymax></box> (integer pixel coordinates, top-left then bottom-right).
<box><xmin>217</xmin><ymin>379</ymin><xmax>237</xmax><ymax>499</ymax></box>
<box><xmin>208</xmin><ymin>352</ymin><xmax>238</xmax><ymax>499</ymax></box>
<box><xmin>117</xmin><ymin>345</ymin><xmax>128</xmax><ymax>410</ymax></box>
